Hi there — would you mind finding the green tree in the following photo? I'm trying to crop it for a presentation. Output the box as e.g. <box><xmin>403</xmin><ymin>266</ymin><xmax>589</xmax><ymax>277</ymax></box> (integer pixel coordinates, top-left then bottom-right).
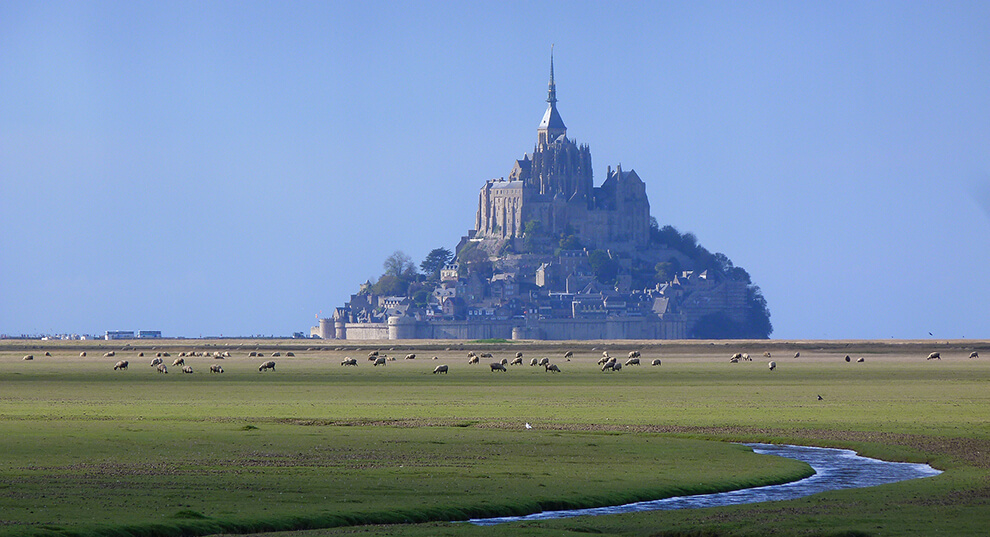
<box><xmin>383</xmin><ymin>251</ymin><xmax>415</xmax><ymax>278</ymax></box>
<box><xmin>420</xmin><ymin>248</ymin><xmax>453</xmax><ymax>280</ymax></box>
<box><xmin>588</xmin><ymin>250</ymin><xmax>620</xmax><ymax>286</ymax></box>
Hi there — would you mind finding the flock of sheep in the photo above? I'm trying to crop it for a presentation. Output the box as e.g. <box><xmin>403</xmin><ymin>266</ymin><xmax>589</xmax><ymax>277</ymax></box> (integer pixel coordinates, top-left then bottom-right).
<box><xmin>9</xmin><ymin>347</ymin><xmax>982</xmax><ymax>378</ymax></box>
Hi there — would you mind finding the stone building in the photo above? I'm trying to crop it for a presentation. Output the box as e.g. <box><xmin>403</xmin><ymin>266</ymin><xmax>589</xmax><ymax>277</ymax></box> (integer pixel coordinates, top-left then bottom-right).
<box><xmin>474</xmin><ymin>53</ymin><xmax>651</xmax><ymax>251</ymax></box>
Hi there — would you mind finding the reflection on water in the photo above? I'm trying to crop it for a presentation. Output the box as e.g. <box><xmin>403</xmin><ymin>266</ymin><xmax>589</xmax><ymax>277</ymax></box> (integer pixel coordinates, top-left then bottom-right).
<box><xmin>468</xmin><ymin>443</ymin><xmax>941</xmax><ymax>526</ymax></box>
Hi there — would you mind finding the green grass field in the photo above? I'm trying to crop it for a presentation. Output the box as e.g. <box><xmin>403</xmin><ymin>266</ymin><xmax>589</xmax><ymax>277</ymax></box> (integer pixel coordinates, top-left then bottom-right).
<box><xmin>1</xmin><ymin>340</ymin><xmax>988</xmax><ymax>536</ymax></box>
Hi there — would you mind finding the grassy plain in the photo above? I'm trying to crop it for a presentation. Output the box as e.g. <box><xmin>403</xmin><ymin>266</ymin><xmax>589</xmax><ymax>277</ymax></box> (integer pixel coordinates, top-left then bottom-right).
<box><xmin>0</xmin><ymin>339</ymin><xmax>987</xmax><ymax>537</ymax></box>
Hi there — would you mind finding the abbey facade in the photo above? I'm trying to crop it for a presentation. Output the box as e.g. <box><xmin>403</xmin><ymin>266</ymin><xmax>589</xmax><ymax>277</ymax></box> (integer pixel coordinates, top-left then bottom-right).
<box><xmin>473</xmin><ymin>56</ymin><xmax>651</xmax><ymax>252</ymax></box>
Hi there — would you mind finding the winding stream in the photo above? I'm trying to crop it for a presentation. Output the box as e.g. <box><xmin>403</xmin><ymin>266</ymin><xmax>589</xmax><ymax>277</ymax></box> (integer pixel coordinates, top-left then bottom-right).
<box><xmin>468</xmin><ymin>443</ymin><xmax>942</xmax><ymax>526</ymax></box>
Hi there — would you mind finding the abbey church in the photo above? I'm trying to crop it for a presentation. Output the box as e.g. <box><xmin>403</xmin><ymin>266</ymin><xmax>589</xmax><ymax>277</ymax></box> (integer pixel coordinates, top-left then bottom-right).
<box><xmin>473</xmin><ymin>55</ymin><xmax>651</xmax><ymax>251</ymax></box>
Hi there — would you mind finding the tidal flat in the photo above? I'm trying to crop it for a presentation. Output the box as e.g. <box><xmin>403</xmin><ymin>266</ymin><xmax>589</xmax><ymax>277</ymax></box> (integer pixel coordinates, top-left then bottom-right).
<box><xmin>0</xmin><ymin>339</ymin><xmax>987</xmax><ymax>536</ymax></box>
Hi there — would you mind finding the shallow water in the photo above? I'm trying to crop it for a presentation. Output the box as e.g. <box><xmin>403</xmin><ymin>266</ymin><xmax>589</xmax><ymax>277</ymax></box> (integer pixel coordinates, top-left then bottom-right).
<box><xmin>468</xmin><ymin>443</ymin><xmax>942</xmax><ymax>526</ymax></box>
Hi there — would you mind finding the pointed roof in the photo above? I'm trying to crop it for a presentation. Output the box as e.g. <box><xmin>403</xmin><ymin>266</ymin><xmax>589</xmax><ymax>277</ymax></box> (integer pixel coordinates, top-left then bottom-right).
<box><xmin>538</xmin><ymin>47</ymin><xmax>566</xmax><ymax>133</ymax></box>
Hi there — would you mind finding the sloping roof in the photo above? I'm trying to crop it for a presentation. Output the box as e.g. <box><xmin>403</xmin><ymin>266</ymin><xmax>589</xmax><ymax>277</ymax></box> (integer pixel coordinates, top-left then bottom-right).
<box><xmin>539</xmin><ymin>102</ymin><xmax>566</xmax><ymax>131</ymax></box>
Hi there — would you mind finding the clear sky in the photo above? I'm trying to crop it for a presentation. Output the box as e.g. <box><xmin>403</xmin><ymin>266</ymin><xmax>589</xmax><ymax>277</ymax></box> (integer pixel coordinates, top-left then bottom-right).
<box><xmin>2</xmin><ymin>1</ymin><xmax>988</xmax><ymax>339</ymax></box>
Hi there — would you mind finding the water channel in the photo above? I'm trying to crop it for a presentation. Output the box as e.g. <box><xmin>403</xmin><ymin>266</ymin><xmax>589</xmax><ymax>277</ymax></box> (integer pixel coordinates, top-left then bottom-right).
<box><xmin>468</xmin><ymin>443</ymin><xmax>942</xmax><ymax>526</ymax></box>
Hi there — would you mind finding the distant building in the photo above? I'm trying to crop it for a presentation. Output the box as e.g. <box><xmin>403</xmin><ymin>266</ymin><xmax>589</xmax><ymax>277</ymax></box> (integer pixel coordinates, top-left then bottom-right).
<box><xmin>138</xmin><ymin>330</ymin><xmax>162</xmax><ymax>338</ymax></box>
<box><xmin>105</xmin><ymin>330</ymin><xmax>134</xmax><ymax>340</ymax></box>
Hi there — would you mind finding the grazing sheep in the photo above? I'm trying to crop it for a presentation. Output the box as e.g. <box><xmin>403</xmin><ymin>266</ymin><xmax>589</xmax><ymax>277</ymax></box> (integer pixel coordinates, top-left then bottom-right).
<box><xmin>817</xmin><ymin>394</ymin><xmax>823</xmax><ymax>401</ymax></box>
<box><xmin>545</xmin><ymin>363</ymin><xmax>561</xmax><ymax>373</ymax></box>
<box><xmin>515</xmin><ymin>352</ymin><xmax>524</xmax><ymax>358</ymax></box>
<box><xmin>286</xmin><ymin>352</ymin><xmax>295</xmax><ymax>357</ymax></box>
<box><xmin>628</xmin><ymin>351</ymin><xmax>641</xmax><ymax>359</ymax></box>
<box><xmin>156</xmin><ymin>352</ymin><xmax>162</xmax><ymax>357</ymax></box>
<box><xmin>373</xmin><ymin>357</ymin><xmax>387</xmax><ymax>366</ymax></box>
<box><xmin>271</xmin><ymin>352</ymin><xmax>281</xmax><ymax>357</ymax></box>
<box><xmin>613</xmin><ymin>362</ymin><xmax>622</xmax><ymax>371</ymax></box>
<box><xmin>468</xmin><ymin>355</ymin><xmax>480</xmax><ymax>364</ymax></box>
<box><xmin>150</xmin><ymin>357</ymin><xmax>163</xmax><ymax>366</ymax></box>
<box><xmin>768</xmin><ymin>361</ymin><xmax>776</xmax><ymax>371</ymax></box>
<box><xmin>179</xmin><ymin>352</ymin><xmax>187</xmax><ymax>357</ymax></box>
<box><xmin>794</xmin><ymin>352</ymin><xmax>801</xmax><ymax>358</ymax></box>
<box><xmin>731</xmin><ymin>353</ymin><xmax>743</xmax><ymax>361</ymax></box>
<box><xmin>651</xmin><ymin>359</ymin><xmax>662</xmax><ymax>366</ymax></box>
<box><xmin>162</xmin><ymin>352</ymin><xmax>170</xmax><ymax>357</ymax></box>
<box><xmin>22</xmin><ymin>355</ymin><xmax>33</xmax><ymax>361</ymax></box>
<box><xmin>104</xmin><ymin>351</ymin><xmax>115</xmax><ymax>357</ymax></box>
<box><xmin>729</xmin><ymin>356</ymin><xmax>739</xmax><ymax>363</ymax></box>
<box><xmin>510</xmin><ymin>357</ymin><xmax>523</xmax><ymax>365</ymax></box>
<box><xmin>259</xmin><ymin>360</ymin><xmax>277</xmax><ymax>372</ymax></box>
<box><xmin>597</xmin><ymin>356</ymin><xmax>610</xmax><ymax>365</ymax></box>
<box><xmin>369</xmin><ymin>351</ymin><xmax>379</xmax><ymax>358</ymax></box>
<box><xmin>530</xmin><ymin>357</ymin><xmax>538</xmax><ymax>366</ymax></box>
<box><xmin>742</xmin><ymin>353</ymin><xmax>751</xmax><ymax>361</ymax></box>
<box><xmin>405</xmin><ymin>353</ymin><xmax>416</xmax><ymax>360</ymax></box>
<box><xmin>222</xmin><ymin>351</ymin><xmax>231</xmax><ymax>358</ymax></box>
<box><xmin>500</xmin><ymin>357</ymin><xmax>509</xmax><ymax>365</ymax></box>
<box><xmin>138</xmin><ymin>352</ymin><xmax>144</xmax><ymax>357</ymax></box>
<box><xmin>970</xmin><ymin>351</ymin><xmax>979</xmax><ymax>359</ymax></box>
<box><xmin>490</xmin><ymin>362</ymin><xmax>507</xmax><ymax>372</ymax></box>
<box><xmin>602</xmin><ymin>362</ymin><xmax>615</xmax><ymax>372</ymax></box>
<box><xmin>433</xmin><ymin>364</ymin><xmax>449</xmax><ymax>374</ymax></box>
<box><xmin>602</xmin><ymin>351</ymin><xmax>610</xmax><ymax>359</ymax></box>
<box><xmin>538</xmin><ymin>357</ymin><xmax>550</xmax><ymax>366</ymax></box>
<box><xmin>480</xmin><ymin>352</ymin><xmax>494</xmax><ymax>359</ymax></box>
<box><xmin>466</xmin><ymin>351</ymin><xmax>476</xmax><ymax>358</ymax></box>
<box><xmin>927</xmin><ymin>352</ymin><xmax>941</xmax><ymax>360</ymax></box>
<box><xmin>113</xmin><ymin>360</ymin><xmax>128</xmax><ymax>370</ymax></box>
<box><xmin>341</xmin><ymin>357</ymin><xmax>358</xmax><ymax>366</ymax></box>
<box><xmin>210</xmin><ymin>364</ymin><xmax>223</xmax><ymax>373</ymax></box>
<box><xmin>44</xmin><ymin>351</ymin><xmax>51</xmax><ymax>356</ymax></box>
<box><xmin>764</xmin><ymin>352</ymin><xmax>772</xmax><ymax>358</ymax></box>
<box><xmin>564</xmin><ymin>351</ymin><xmax>573</xmax><ymax>358</ymax></box>
<box><xmin>857</xmin><ymin>357</ymin><xmax>865</xmax><ymax>363</ymax></box>
<box><xmin>432</xmin><ymin>356</ymin><xmax>438</xmax><ymax>360</ymax></box>
<box><xmin>624</xmin><ymin>358</ymin><xmax>641</xmax><ymax>366</ymax></box>
<box><xmin>172</xmin><ymin>358</ymin><xmax>185</xmax><ymax>366</ymax></box>
<box><xmin>157</xmin><ymin>364</ymin><xmax>168</xmax><ymax>374</ymax></box>
<box><xmin>181</xmin><ymin>365</ymin><xmax>193</xmax><ymax>374</ymax></box>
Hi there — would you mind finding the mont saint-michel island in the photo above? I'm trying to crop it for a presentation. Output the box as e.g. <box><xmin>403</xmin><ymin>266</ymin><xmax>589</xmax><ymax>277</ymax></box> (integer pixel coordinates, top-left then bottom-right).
<box><xmin>315</xmin><ymin>56</ymin><xmax>772</xmax><ymax>341</ymax></box>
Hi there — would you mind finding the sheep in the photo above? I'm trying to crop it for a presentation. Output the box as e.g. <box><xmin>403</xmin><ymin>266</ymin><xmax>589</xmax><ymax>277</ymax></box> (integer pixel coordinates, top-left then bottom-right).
<box><xmin>249</xmin><ymin>351</ymin><xmax>258</xmax><ymax>357</ymax></box>
<box><xmin>271</xmin><ymin>352</ymin><xmax>281</xmax><ymax>357</ymax></box>
<box><xmin>156</xmin><ymin>352</ymin><xmax>162</xmax><ymax>357</ymax></box>
<box><xmin>44</xmin><ymin>351</ymin><xmax>51</xmax><ymax>356</ymax></box>
<box><xmin>927</xmin><ymin>352</ymin><xmax>941</xmax><ymax>360</ymax></box>
<box><xmin>80</xmin><ymin>352</ymin><xmax>86</xmax><ymax>357</ymax></box>
<box><xmin>545</xmin><ymin>363</ymin><xmax>561</xmax><ymax>373</ymax></box>
<box><xmin>731</xmin><ymin>352</ymin><xmax>743</xmax><ymax>361</ymax></box>
<box><xmin>490</xmin><ymin>362</ymin><xmax>507</xmax><ymax>372</ymax></box>
<box><xmin>844</xmin><ymin>355</ymin><xmax>851</xmax><ymax>362</ymax></box>
<box><xmin>369</xmin><ymin>351</ymin><xmax>379</xmax><ymax>358</ymax></box>
<box><xmin>259</xmin><ymin>360</ymin><xmax>277</xmax><ymax>372</ymax></box>
<box><xmin>613</xmin><ymin>362</ymin><xmax>622</xmax><ymax>372</ymax></box>
<box><xmin>605</xmin><ymin>357</ymin><xmax>617</xmax><ymax>367</ymax></box>
<box><xmin>210</xmin><ymin>364</ymin><xmax>223</xmax><ymax>373</ymax></box>
<box><xmin>651</xmin><ymin>359</ymin><xmax>662</xmax><ymax>366</ymax></box>
<box><xmin>597</xmin><ymin>356</ymin><xmax>610</xmax><ymax>365</ymax></box>
<box><xmin>432</xmin><ymin>356</ymin><xmax>438</xmax><ymax>360</ymax></box>
<box><xmin>172</xmin><ymin>358</ymin><xmax>185</xmax><ymax>366</ymax></box>
<box><xmin>138</xmin><ymin>352</ymin><xmax>144</xmax><ymax>357</ymax></box>
<box><xmin>510</xmin><ymin>357</ymin><xmax>523</xmax><ymax>365</ymax></box>
<box><xmin>624</xmin><ymin>358</ymin><xmax>641</xmax><ymax>366</ymax></box>
<box><xmin>104</xmin><ymin>351</ymin><xmax>115</xmax><ymax>357</ymax></box>
<box><xmin>405</xmin><ymin>353</ymin><xmax>416</xmax><ymax>360</ymax></box>
<box><xmin>466</xmin><ymin>351</ymin><xmax>476</xmax><ymax>358</ymax></box>
<box><xmin>373</xmin><ymin>356</ymin><xmax>387</xmax><ymax>366</ymax></box>
<box><xmin>500</xmin><ymin>357</ymin><xmax>509</xmax><ymax>365</ymax></box>
<box><xmin>742</xmin><ymin>353</ymin><xmax>751</xmax><ymax>361</ymax></box>
<box><xmin>530</xmin><ymin>357</ymin><xmax>538</xmax><ymax>366</ymax></box>
<box><xmin>602</xmin><ymin>361</ymin><xmax>622</xmax><ymax>372</ymax></box>
<box><xmin>113</xmin><ymin>360</ymin><xmax>128</xmax><ymax>370</ymax></box>
<box><xmin>341</xmin><ymin>357</ymin><xmax>358</xmax><ymax>366</ymax></box>
<box><xmin>538</xmin><ymin>357</ymin><xmax>550</xmax><ymax>366</ymax></box>
<box><xmin>162</xmin><ymin>352</ymin><xmax>170</xmax><ymax>357</ymax></box>
<box><xmin>433</xmin><ymin>364</ymin><xmax>449</xmax><ymax>374</ymax></box>
<box><xmin>150</xmin><ymin>357</ymin><xmax>163</xmax><ymax>366</ymax></box>
<box><xmin>480</xmin><ymin>352</ymin><xmax>494</xmax><ymax>359</ymax></box>
<box><xmin>768</xmin><ymin>361</ymin><xmax>776</xmax><ymax>371</ymax></box>
<box><xmin>179</xmin><ymin>352</ymin><xmax>187</xmax><ymax>357</ymax></box>
<box><xmin>764</xmin><ymin>352</ymin><xmax>772</xmax><ymax>358</ymax></box>
<box><xmin>602</xmin><ymin>351</ymin><xmax>610</xmax><ymax>359</ymax></box>
<box><xmin>222</xmin><ymin>351</ymin><xmax>231</xmax><ymax>358</ymax></box>
<box><xmin>515</xmin><ymin>352</ymin><xmax>524</xmax><ymax>358</ymax></box>
<box><xmin>157</xmin><ymin>364</ymin><xmax>168</xmax><ymax>374</ymax></box>
<box><xmin>22</xmin><ymin>355</ymin><xmax>34</xmax><ymax>361</ymax></box>
<box><xmin>857</xmin><ymin>357</ymin><xmax>865</xmax><ymax>363</ymax></box>
<box><xmin>970</xmin><ymin>351</ymin><xmax>979</xmax><ymax>359</ymax></box>
<box><xmin>182</xmin><ymin>365</ymin><xmax>193</xmax><ymax>374</ymax></box>
<box><xmin>286</xmin><ymin>352</ymin><xmax>295</xmax><ymax>357</ymax></box>
<box><xmin>628</xmin><ymin>351</ymin><xmax>641</xmax><ymax>359</ymax></box>
<box><xmin>794</xmin><ymin>352</ymin><xmax>801</xmax><ymax>358</ymax></box>
<box><xmin>468</xmin><ymin>355</ymin><xmax>480</xmax><ymax>364</ymax></box>
<box><xmin>214</xmin><ymin>352</ymin><xmax>225</xmax><ymax>360</ymax></box>
<box><xmin>564</xmin><ymin>351</ymin><xmax>573</xmax><ymax>358</ymax></box>
<box><xmin>729</xmin><ymin>356</ymin><xmax>739</xmax><ymax>363</ymax></box>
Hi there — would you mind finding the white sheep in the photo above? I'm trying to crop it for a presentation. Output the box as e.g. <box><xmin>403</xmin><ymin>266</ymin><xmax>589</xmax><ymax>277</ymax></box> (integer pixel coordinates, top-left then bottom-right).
<box><xmin>510</xmin><ymin>357</ymin><xmax>523</xmax><ymax>365</ymax></box>
<box><xmin>857</xmin><ymin>357</ymin><xmax>865</xmax><ymax>363</ymax></box>
<box><xmin>373</xmin><ymin>357</ymin><xmax>387</xmax><ymax>366</ymax></box>
<box><xmin>515</xmin><ymin>352</ymin><xmax>524</xmax><ymax>358</ymax></box>
<box><xmin>113</xmin><ymin>360</ymin><xmax>128</xmax><ymax>370</ymax></box>
<box><xmin>468</xmin><ymin>355</ymin><xmax>480</xmax><ymax>364</ymax></box>
<box><xmin>172</xmin><ymin>358</ymin><xmax>185</xmax><ymax>366</ymax></box>
<box><xmin>927</xmin><ymin>352</ymin><xmax>941</xmax><ymax>360</ymax></box>
<box><xmin>500</xmin><ymin>357</ymin><xmax>509</xmax><ymax>365</ymax></box>
<box><xmin>157</xmin><ymin>364</ymin><xmax>168</xmax><ymax>374</ymax></box>
<box><xmin>210</xmin><ymin>364</ymin><xmax>224</xmax><ymax>373</ymax></box>
<box><xmin>651</xmin><ymin>359</ymin><xmax>662</xmax><ymax>366</ymax></box>
<box><xmin>970</xmin><ymin>351</ymin><xmax>979</xmax><ymax>359</ymax></box>
<box><xmin>624</xmin><ymin>358</ymin><xmax>640</xmax><ymax>366</ymax></box>
<box><xmin>150</xmin><ymin>357</ymin><xmax>163</xmax><ymax>366</ymax></box>
<box><xmin>259</xmin><ymin>360</ymin><xmax>277</xmax><ymax>372</ymax></box>
<box><xmin>731</xmin><ymin>353</ymin><xmax>743</xmax><ymax>361</ymax></box>
<box><xmin>563</xmin><ymin>351</ymin><xmax>573</xmax><ymax>358</ymax></box>
<box><xmin>628</xmin><ymin>351</ymin><xmax>640</xmax><ymax>359</ymax></box>
<box><xmin>530</xmin><ymin>357</ymin><xmax>538</xmax><ymax>366</ymax></box>
<box><xmin>768</xmin><ymin>361</ymin><xmax>776</xmax><ymax>371</ymax></box>
<box><xmin>181</xmin><ymin>365</ymin><xmax>193</xmax><ymax>374</ymax></box>
<box><xmin>405</xmin><ymin>353</ymin><xmax>416</xmax><ymax>360</ymax></box>
<box><xmin>433</xmin><ymin>364</ymin><xmax>449</xmax><ymax>374</ymax></box>
<box><xmin>794</xmin><ymin>352</ymin><xmax>800</xmax><ymax>358</ymax></box>
<box><xmin>22</xmin><ymin>355</ymin><xmax>34</xmax><ymax>361</ymax></box>
<box><xmin>271</xmin><ymin>352</ymin><xmax>281</xmax><ymax>357</ymax></box>
<box><xmin>341</xmin><ymin>357</ymin><xmax>358</xmax><ymax>366</ymax></box>
<box><xmin>538</xmin><ymin>357</ymin><xmax>550</xmax><ymax>366</ymax></box>
<box><xmin>764</xmin><ymin>352</ymin><xmax>772</xmax><ymax>358</ymax></box>
<box><xmin>80</xmin><ymin>352</ymin><xmax>87</xmax><ymax>357</ymax></box>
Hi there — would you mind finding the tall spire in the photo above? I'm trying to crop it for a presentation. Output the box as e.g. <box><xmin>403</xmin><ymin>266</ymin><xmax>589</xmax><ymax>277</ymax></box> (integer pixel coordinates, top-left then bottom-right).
<box><xmin>538</xmin><ymin>45</ymin><xmax>566</xmax><ymax>145</ymax></box>
<box><xmin>547</xmin><ymin>44</ymin><xmax>557</xmax><ymax>105</ymax></box>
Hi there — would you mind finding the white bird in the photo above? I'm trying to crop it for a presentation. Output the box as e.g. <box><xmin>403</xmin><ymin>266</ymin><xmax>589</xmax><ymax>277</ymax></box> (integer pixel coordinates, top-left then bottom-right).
<box><xmin>525</xmin><ymin>422</ymin><xmax>532</xmax><ymax>429</ymax></box>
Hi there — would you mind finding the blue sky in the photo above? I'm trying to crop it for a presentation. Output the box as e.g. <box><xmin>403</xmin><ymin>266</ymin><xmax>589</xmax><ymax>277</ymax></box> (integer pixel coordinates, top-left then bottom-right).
<box><xmin>2</xmin><ymin>1</ymin><xmax>988</xmax><ymax>339</ymax></box>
